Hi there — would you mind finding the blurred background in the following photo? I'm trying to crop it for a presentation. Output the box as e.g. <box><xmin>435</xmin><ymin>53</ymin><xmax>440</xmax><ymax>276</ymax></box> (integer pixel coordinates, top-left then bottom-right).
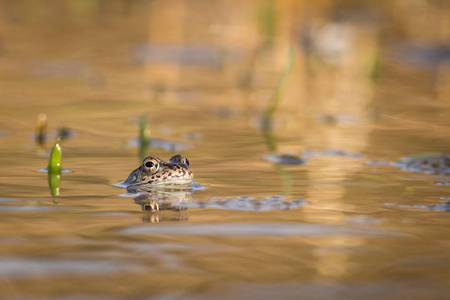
<box><xmin>0</xmin><ymin>0</ymin><xmax>450</xmax><ymax>299</ymax></box>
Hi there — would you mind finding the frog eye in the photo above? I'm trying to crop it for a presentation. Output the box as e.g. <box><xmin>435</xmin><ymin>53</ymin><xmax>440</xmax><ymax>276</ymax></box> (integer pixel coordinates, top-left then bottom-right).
<box><xmin>142</xmin><ymin>157</ymin><xmax>160</xmax><ymax>174</ymax></box>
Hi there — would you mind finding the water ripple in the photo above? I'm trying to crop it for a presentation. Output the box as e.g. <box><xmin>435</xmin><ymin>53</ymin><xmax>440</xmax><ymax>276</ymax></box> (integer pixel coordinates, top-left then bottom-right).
<box><xmin>122</xmin><ymin>223</ymin><xmax>398</xmax><ymax>237</ymax></box>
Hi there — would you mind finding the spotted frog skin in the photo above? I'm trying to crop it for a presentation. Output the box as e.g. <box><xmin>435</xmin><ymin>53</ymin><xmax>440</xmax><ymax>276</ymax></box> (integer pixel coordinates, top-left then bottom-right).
<box><xmin>125</xmin><ymin>154</ymin><xmax>193</xmax><ymax>187</ymax></box>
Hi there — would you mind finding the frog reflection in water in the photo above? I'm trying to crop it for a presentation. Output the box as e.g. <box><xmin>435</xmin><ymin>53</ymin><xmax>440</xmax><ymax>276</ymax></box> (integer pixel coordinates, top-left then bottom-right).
<box><xmin>124</xmin><ymin>154</ymin><xmax>194</xmax><ymax>211</ymax></box>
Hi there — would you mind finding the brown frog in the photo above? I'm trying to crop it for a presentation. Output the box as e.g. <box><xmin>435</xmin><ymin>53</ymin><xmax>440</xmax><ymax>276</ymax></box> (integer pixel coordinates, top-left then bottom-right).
<box><xmin>125</xmin><ymin>154</ymin><xmax>193</xmax><ymax>189</ymax></box>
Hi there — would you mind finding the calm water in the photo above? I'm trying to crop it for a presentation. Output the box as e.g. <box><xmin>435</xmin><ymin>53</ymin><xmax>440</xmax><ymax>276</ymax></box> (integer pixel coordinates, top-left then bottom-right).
<box><xmin>1</xmin><ymin>1</ymin><xmax>450</xmax><ymax>299</ymax></box>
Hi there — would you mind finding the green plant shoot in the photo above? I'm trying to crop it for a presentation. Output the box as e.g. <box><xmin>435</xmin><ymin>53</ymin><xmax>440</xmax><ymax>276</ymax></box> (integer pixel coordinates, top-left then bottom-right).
<box><xmin>47</xmin><ymin>139</ymin><xmax>62</xmax><ymax>197</ymax></box>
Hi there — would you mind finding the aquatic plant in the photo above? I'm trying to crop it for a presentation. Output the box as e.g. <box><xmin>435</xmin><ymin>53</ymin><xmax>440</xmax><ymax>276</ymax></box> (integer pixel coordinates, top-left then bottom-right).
<box><xmin>367</xmin><ymin>52</ymin><xmax>381</xmax><ymax>83</ymax></box>
<box><xmin>262</xmin><ymin>46</ymin><xmax>295</xmax><ymax>131</ymax></box>
<box><xmin>35</xmin><ymin>113</ymin><xmax>47</xmax><ymax>147</ymax></box>
<box><xmin>258</xmin><ymin>0</ymin><xmax>277</xmax><ymax>49</ymax></box>
<box><xmin>139</xmin><ymin>115</ymin><xmax>150</xmax><ymax>161</ymax></box>
<box><xmin>47</xmin><ymin>139</ymin><xmax>62</xmax><ymax>197</ymax></box>
<box><xmin>260</xmin><ymin>47</ymin><xmax>298</xmax><ymax>194</ymax></box>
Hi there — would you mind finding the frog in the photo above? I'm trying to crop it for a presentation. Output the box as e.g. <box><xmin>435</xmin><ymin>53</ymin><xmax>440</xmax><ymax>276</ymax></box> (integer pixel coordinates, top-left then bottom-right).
<box><xmin>124</xmin><ymin>154</ymin><xmax>194</xmax><ymax>192</ymax></box>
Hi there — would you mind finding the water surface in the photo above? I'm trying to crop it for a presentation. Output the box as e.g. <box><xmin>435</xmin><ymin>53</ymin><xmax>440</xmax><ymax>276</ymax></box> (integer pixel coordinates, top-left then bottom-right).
<box><xmin>0</xmin><ymin>1</ymin><xmax>449</xmax><ymax>299</ymax></box>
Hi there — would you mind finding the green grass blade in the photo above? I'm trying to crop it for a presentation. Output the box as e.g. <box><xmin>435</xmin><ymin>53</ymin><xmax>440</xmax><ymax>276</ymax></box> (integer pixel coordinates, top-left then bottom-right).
<box><xmin>258</xmin><ymin>0</ymin><xmax>277</xmax><ymax>48</ymax></box>
<box><xmin>139</xmin><ymin>115</ymin><xmax>150</xmax><ymax>161</ymax></box>
<box><xmin>262</xmin><ymin>46</ymin><xmax>295</xmax><ymax>130</ymax></box>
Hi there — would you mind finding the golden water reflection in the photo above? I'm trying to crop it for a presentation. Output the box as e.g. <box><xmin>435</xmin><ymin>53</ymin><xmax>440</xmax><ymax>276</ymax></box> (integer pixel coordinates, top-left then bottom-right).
<box><xmin>0</xmin><ymin>0</ymin><xmax>450</xmax><ymax>299</ymax></box>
